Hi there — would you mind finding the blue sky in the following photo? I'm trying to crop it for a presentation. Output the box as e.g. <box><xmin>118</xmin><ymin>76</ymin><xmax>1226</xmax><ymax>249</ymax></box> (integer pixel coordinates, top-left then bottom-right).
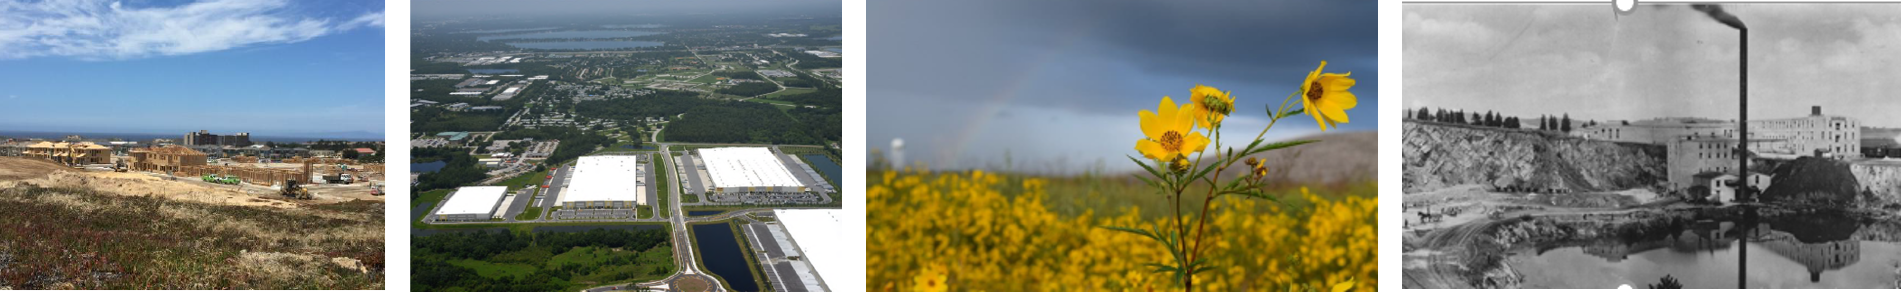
<box><xmin>868</xmin><ymin>0</ymin><xmax>1379</xmax><ymax>172</ymax></box>
<box><xmin>0</xmin><ymin>0</ymin><xmax>384</xmax><ymax>138</ymax></box>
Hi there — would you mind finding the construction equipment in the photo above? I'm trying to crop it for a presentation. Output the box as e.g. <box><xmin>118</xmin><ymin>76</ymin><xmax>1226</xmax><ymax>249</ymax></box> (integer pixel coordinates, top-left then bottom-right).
<box><xmin>201</xmin><ymin>174</ymin><xmax>240</xmax><ymax>185</ymax></box>
<box><xmin>112</xmin><ymin>160</ymin><xmax>128</xmax><ymax>172</ymax></box>
<box><xmin>282</xmin><ymin>179</ymin><xmax>312</xmax><ymax>200</ymax></box>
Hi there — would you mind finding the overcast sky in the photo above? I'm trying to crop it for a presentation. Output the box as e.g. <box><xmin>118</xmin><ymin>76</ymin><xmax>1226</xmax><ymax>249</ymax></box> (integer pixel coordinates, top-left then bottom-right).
<box><xmin>869</xmin><ymin>0</ymin><xmax>1378</xmax><ymax>172</ymax></box>
<box><xmin>1405</xmin><ymin>4</ymin><xmax>1901</xmax><ymax>127</ymax></box>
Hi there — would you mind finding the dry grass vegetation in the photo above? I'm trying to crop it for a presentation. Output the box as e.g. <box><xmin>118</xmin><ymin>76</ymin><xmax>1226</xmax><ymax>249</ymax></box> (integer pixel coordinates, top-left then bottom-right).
<box><xmin>0</xmin><ymin>164</ymin><xmax>383</xmax><ymax>289</ymax></box>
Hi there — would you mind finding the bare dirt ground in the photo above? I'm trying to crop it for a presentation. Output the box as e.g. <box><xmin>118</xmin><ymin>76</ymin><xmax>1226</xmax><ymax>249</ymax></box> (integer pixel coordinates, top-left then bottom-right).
<box><xmin>0</xmin><ymin>157</ymin><xmax>383</xmax><ymax>210</ymax></box>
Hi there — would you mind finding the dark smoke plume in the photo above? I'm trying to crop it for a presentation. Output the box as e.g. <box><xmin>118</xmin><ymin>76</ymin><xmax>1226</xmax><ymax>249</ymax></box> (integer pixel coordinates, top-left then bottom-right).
<box><xmin>1690</xmin><ymin>4</ymin><xmax>1746</xmax><ymax>30</ymax></box>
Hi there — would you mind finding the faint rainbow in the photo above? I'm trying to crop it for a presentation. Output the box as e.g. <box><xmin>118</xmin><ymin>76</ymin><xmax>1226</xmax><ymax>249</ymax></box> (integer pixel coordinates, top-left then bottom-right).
<box><xmin>939</xmin><ymin>23</ymin><xmax>1095</xmax><ymax>169</ymax></box>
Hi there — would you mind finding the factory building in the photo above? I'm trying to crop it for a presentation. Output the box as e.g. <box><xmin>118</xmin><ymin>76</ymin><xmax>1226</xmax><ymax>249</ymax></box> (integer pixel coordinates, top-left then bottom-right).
<box><xmin>559</xmin><ymin>155</ymin><xmax>646</xmax><ymax>209</ymax></box>
<box><xmin>699</xmin><ymin>147</ymin><xmax>807</xmax><ymax>194</ymax></box>
<box><xmin>1574</xmin><ymin>106</ymin><xmax>1861</xmax><ymax>189</ymax></box>
<box><xmin>436</xmin><ymin>186</ymin><xmax>510</xmax><ymax>221</ymax></box>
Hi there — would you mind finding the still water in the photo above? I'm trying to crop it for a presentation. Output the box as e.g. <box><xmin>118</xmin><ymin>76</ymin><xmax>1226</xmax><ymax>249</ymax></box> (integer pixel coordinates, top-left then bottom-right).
<box><xmin>477</xmin><ymin>30</ymin><xmax>664</xmax><ymax>41</ymax></box>
<box><xmin>802</xmin><ymin>154</ymin><xmax>839</xmax><ymax>185</ymax></box>
<box><xmin>693</xmin><ymin>223</ymin><xmax>761</xmax><ymax>291</ymax></box>
<box><xmin>1509</xmin><ymin>212</ymin><xmax>1901</xmax><ymax>288</ymax></box>
<box><xmin>506</xmin><ymin>40</ymin><xmax>666</xmax><ymax>50</ymax></box>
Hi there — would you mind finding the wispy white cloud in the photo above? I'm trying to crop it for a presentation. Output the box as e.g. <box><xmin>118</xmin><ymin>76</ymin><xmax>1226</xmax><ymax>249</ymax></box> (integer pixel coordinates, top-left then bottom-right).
<box><xmin>343</xmin><ymin>12</ymin><xmax>385</xmax><ymax>29</ymax></box>
<box><xmin>0</xmin><ymin>0</ymin><xmax>383</xmax><ymax>60</ymax></box>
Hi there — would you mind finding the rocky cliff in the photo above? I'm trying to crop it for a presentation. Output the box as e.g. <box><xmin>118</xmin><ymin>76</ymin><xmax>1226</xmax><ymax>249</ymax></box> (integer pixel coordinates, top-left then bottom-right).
<box><xmin>1850</xmin><ymin>162</ymin><xmax>1901</xmax><ymax>208</ymax></box>
<box><xmin>1403</xmin><ymin>122</ymin><xmax>1667</xmax><ymax>193</ymax></box>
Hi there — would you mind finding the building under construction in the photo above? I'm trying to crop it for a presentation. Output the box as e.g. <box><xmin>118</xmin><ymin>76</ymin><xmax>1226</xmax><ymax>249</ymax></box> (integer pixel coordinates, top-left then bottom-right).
<box><xmin>128</xmin><ymin>145</ymin><xmax>208</xmax><ymax>172</ymax></box>
<box><xmin>23</xmin><ymin>141</ymin><xmax>112</xmax><ymax>165</ymax></box>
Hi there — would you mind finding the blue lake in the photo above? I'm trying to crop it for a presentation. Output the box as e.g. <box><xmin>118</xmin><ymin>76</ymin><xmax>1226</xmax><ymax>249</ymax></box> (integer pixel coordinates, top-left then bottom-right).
<box><xmin>692</xmin><ymin>223</ymin><xmax>760</xmax><ymax>292</ymax></box>
<box><xmin>507</xmin><ymin>41</ymin><xmax>666</xmax><ymax>50</ymax></box>
<box><xmin>688</xmin><ymin>211</ymin><xmax>724</xmax><ymax>217</ymax></box>
<box><xmin>802</xmin><ymin>154</ymin><xmax>839</xmax><ymax>185</ymax></box>
<box><xmin>478</xmin><ymin>30</ymin><xmax>663</xmax><ymax>41</ymax></box>
<box><xmin>412</xmin><ymin>161</ymin><xmax>447</xmax><ymax>173</ymax></box>
<box><xmin>468</xmin><ymin>27</ymin><xmax>558</xmax><ymax>34</ymax></box>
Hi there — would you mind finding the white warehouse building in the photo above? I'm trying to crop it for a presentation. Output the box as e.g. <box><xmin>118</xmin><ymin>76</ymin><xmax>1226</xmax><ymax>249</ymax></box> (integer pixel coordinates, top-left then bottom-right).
<box><xmin>435</xmin><ymin>186</ymin><xmax>510</xmax><ymax>221</ymax></box>
<box><xmin>559</xmin><ymin>155</ymin><xmax>646</xmax><ymax>209</ymax></box>
<box><xmin>700</xmin><ymin>147</ymin><xmax>808</xmax><ymax>193</ymax></box>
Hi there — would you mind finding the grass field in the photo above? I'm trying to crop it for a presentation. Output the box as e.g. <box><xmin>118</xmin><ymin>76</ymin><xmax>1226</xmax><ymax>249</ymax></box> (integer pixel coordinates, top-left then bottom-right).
<box><xmin>517</xmin><ymin>206</ymin><xmax>544</xmax><ymax>221</ymax></box>
<box><xmin>760</xmin><ymin>87</ymin><xmax>816</xmax><ymax>99</ymax></box>
<box><xmin>496</xmin><ymin>169</ymin><xmax>550</xmax><ymax>191</ymax></box>
<box><xmin>0</xmin><ymin>185</ymin><xmax>385</xmax><ymax>289</ymax></box>
<box><xmin>653</xmin><ymin>153</ymin><xmax>672</xmax><ymax>218</ymax></box>
<box><xmin>683</xmin><ymin>193</ymin><xmax>700</xmax><ymax>203</ymax></box>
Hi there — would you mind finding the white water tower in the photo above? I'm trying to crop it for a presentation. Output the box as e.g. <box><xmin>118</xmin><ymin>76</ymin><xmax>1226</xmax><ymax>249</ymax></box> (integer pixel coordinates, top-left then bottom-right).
<box><xmin>890</xmin><ymin>138</ymin><xmax>905</xmax><ymax>169</ymax></box>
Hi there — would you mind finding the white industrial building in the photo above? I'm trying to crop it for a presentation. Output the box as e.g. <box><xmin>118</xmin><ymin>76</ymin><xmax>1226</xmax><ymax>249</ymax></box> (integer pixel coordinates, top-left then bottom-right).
<box><xmin>559</xmin><ymin>155</ymin><xmax>646</xmax><ymax>209</ymax></box>
<box><xmin>699</xmin><ymin>147</ymin><xmax>807</xmax><ymax>193</ymax></box>
<box><xmin>775</xmin><ymin>209</ymin><xmax>844</xmax><ymax>292</ymax></box>
<box><xmin>436</xmin><ymin>186</ymin><xmax>510</xmax><ymax>221</ymax></box>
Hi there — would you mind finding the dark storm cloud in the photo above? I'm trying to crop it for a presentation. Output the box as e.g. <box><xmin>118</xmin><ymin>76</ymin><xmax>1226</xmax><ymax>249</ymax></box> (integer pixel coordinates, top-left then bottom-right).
<box><xmin>1000</xmin><ymin>0</ymin><xmax>1378</xmax><ymax>83</ymax></box>
<box><xmin>871</xmin><ymin>0</ymin><xmax>1377</xmax><ymax>117</ymax></box>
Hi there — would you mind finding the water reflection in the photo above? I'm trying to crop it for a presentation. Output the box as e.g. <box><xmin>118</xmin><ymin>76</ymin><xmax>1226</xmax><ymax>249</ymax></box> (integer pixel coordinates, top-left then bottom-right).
<box><xmin>1513</xmin><ymin>207</ymin><xmax>1899</xmax><ymax>288</ymax></box>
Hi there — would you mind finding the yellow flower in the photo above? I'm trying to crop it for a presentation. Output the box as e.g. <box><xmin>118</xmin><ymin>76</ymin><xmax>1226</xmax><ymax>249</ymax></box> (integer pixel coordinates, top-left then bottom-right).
<box><xmin>1136</xmin><ymin>96</ymin><xmax>1210</xmax><ymax>161</ymax></box>
<box><xmin>1332</xmin><ymin>279</ymin><xmax>1357</xmax><ymax>292</ymax></box>
<box><xmin>1188</xmin><ymin>84</ymin><xmax>1233</xmax><ymax>129</ymax></box>
<box><xmin>913</xmin><ymin>263</ymin><xmax>948</xmax><ymax>292</ymax></box>
<box><xmin>1299</xmin><ymin>61</ymin><xmax>1357</xmax><ymax>131</ymax></box>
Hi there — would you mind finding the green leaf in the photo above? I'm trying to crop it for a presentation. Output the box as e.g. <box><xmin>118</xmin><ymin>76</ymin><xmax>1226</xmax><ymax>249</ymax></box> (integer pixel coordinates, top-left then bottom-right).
<box><xmin>1133</xmin><ymin>175</ymin><xmax>1163</xmax><ymax>189</ymax></box>
<box><xmin>1127</xmin><ymin>155</ymin><xmax>1167</xmax><ymax>183</ymax></box>
<box><xmin>1186</xmin><ymin>161</ymin><xmax>1220</xmax><ymax>183</ymax></box>
<box><xmin>1101</xmin><ymin>225</ymin><xmax>1160</xmax><ymax>241</ymax></box>
<box><xmin>1278</xmin><ymin>107</ymin><xmax>1305</xmax><ymax>119</ymax></box>
<box><xmin>1240</xmin><ymin>140</ymin><xmax>1319</xmax><ymax>157</ymax></box>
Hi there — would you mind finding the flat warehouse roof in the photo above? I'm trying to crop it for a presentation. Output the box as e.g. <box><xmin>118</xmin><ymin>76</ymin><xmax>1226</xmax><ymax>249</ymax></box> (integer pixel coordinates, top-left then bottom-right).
<box><xmin>699</xmin><ymin>147</ymin><xmax>803</xmax><ymax>189</ymax></box>
<box><xmin>775</xmin><ymin>208</ymin><xmax>844</xmax><ymax>290</ymax></box>
<box><xmin>437</xmin><ymin>186</ymin><xmax>509</xmax><ymax>215</ymax></box>
<box><xmin>561</xmin><ymin>156</ymin><xmax>646</xmax><ymax>205</ymax></box>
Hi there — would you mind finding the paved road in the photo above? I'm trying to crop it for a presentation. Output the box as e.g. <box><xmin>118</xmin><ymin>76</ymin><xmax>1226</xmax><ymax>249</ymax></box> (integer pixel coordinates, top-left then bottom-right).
<box><xmin>678</xmin><ymin>153</ymin><xmax>705</xmax><ymax>200</ymax></box>
<box><xmin>539</xmin><ymin>164</ymin><xmax>572</xmax><ymax>219</ymax></box>
<box><xmin>499</xmin><ymin>188</ymin><xmax>535</xmax><ymax>221</ymax></box>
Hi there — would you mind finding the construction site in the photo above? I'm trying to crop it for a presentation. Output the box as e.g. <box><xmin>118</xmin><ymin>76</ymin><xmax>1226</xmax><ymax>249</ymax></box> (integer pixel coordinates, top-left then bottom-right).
<box><xmin>1</xmin><ymin>143</ymin><xmax>385</xmax><ymax>207</ymax></box>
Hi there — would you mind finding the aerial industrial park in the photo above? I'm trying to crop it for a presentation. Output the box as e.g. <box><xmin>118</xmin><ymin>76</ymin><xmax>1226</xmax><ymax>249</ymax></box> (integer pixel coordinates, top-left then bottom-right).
<box><xmin>407</xmin><ymin>2</ymin><xmax>844</xmax><ymax>291</ymax></box>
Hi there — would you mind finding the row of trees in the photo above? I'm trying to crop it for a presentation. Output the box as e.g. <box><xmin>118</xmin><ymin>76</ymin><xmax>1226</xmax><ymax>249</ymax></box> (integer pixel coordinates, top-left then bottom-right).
<box><xmin>666</xmin><ymin>102</ymin><xmax>823</xmax><ymax>145</ymax></box>
<box><xmin>1408</xmin><ymin>107</ymin><xmax>1582</xmax><ymax>132</ymax></box>
<box><xmin>411</xmin><ymin>228</ymin><xmax>670</xmax><ymax>292</ymax></box>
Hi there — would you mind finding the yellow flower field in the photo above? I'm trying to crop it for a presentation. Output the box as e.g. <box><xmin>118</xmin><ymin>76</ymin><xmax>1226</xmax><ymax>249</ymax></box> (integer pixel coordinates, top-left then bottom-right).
<box><xmin>868</xmin><ymin>169</ymin><xmax>1377</xmax><ymax>291</ymax></box>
